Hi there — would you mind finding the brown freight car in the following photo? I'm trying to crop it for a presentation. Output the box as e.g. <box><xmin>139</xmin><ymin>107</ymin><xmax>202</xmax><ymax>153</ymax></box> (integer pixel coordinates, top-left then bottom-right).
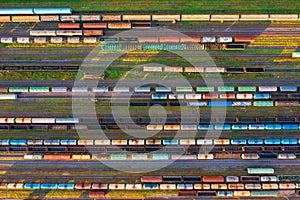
<box><xmin>83</xmin><ymin>30</ymin><xmax>103</xmax><ymax>36</ymax></box>
<box><xmin>102</xmin><ymin>15</ymin><xmax>121</xmax><ymax>21</ymax></box>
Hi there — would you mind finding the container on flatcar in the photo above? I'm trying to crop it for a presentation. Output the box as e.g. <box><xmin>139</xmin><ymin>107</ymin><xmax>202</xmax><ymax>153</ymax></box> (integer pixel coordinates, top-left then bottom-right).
<box><xmin>111</xmin><ymin>140</ymin><xmax>127</xmax><ymax>145</ymax></box>
<box><xmin>101</xmin><ymin>15</ymin><xmax>121</xmax><ymax>21</ymax></box>
<box><xmin>278</xmin><ymin>153</ymin><xmax>296</xmax><ymax>159</ymax></box>
<box><xmin>219</xmin><ymin>94</ymin><xmax>235</xmax><ymax>99</ymax></box>
<box><xmin>241</xmin><ymin>154</ymin><xmax>259</xmax><ymax>160</ymax></box>
<box><xmin>247</xmin><ymin>168</ymin><xmax>274</xmax><ymax>174</ymax></box>
<box><xmin>260</xmin><ymin>176</ymin><xmax>277</xmax><ymax>182</ymax></box>
<box><xmin>236</xmin><ymin>94</ymin><xmax>253</xmax><ymax>99</ymax></box>
<box><xmin>214</xmin><ymin>139</ymin><xmax>230</xmax><ymax>145</ymax></box>
<box><xmin>197</xmin><ymin>154</ymin><xmax>214</xmax><ymax>160</ymax></box>
<box><xmin>83</xmin><ymin>37</ymin><xmax>98</xmax><ymax>43</ymax></box>
<box><xmin>143</xmin><ymin>183</ymin><xmax>159</xmax><ymax>189</ymax></box>
<box><xmin>81</xmin><ymin>15</ymin><xmax>101</xmax><ymax>21</ymax></box>
<box><xmin>214</xmin><ymin>124</ymin><xmax>231</xmax><ymax>130</ymax></box>
<box><xmin>226</xmin><ymin>176</ymin><xmax>239</xmax><ymax>182</ymax></box>
<box><xmin>0</xmin><ymin>37</ymin><xmax>13</xmax><ymax>43</ymax></box>
<box><xmin>60</xmin><ymin>15</ymin><xmax>80</xmax><ymax>21</ymax></box>
<box><xmin>233</xmin><ymin>191</ymin><xmax>251</xmax><ymax>197</ymax></box>
<box><xmin>201</xmin><ymin>37</ymin><xmax>216</xmax><ymax>43</ymax></box>
<box><xmin>262</xmin><ymin>183</ymin><xmax>278</xmax><ymax>189</ymax></box>
<box><xmin>160</xmin><ymin>184</ymin><xmax>176</xmax><ymax>190</ymax></box>
<box><xmin>228</xmin><ymin>183</ymin><xmax>244</xmax><ymax>190</ymax></box>
<box><xmin>197</xmin><ymin>139</ymin><xmax>213</xmax><ymax>145</ymax></box>
<box><xmin>164</xmin><ymin>125</ymin><xmax>180</xmax><ymax>131</ymax></box>
<box><xmin>56</xmin><ymin>30</ymin><xmax>82</xmax><ymax>36</ymax></box>
<box><xmin>128</xmin><ymin>139</ymin><xmax>144</xmax><ymax>145</ymax></box>
<box><xmin>125</xmin><ymin>184</ymin><xmax>142</xmax><ymax>190</ymax></box>
<box><xmin>145</xmin><ymin>139</ymin><xmax>161</xmax><ymax>145</ymax></box>
<box><xmin>40</xmin><ymin>15</ymin><xmax>60</xmax><ymax>21</ymax></box>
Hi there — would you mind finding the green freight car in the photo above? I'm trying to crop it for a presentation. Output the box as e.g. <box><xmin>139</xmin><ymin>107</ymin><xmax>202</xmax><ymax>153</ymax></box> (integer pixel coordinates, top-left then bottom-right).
<box><xmin>29</xmin><ymin>87</ymin><xmax>50</xmax><ymax>92</ymax></box>
<box><xmin>238</xmin><ymin>86</ymin><xmax>257</xmax><ymax>92</ymax></box>
<box><xmin>196</xmin><ymin>86</ymin><xmax>214</xmax><ymax>92</ymax></box>
<box><xmin>218</xmin><ymin>86</ymin><xmax>235</xmax><ymax>92</ymax></box>
<box><xmin>9</xmin><ymin>87</ymin><xmax>29</xmax><ymax>92</ymax></box>
<box><xmin>253</xmin><ymin>101</ymin><xmax>274</xmax><ymax>107</ymax></box>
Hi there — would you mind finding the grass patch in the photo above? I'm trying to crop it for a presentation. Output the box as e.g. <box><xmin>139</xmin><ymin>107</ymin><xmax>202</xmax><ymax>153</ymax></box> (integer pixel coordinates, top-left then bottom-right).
<box><xmin>1</xmin><ymin>0</ymin><xmax>299</xmax><ymax>13</ymax></box>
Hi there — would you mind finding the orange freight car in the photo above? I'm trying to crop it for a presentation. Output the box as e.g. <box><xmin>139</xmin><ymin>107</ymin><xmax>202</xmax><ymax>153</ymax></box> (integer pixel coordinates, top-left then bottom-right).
<box><xmin>83</xmin><ymin>23</ymin><xmax>107</xmax><ymax>29</ymax></box>
<box><xmin>58</xmin><ymin>23</ymin><xmax>80</xmax><ymax>29</ymax></box>
<box><xmin>215</xmin><ymin>154</ymin><xmax>241</xmax><ymax>159</ymax></box>
<box><xmin>108</xmin><ymin>22</ymin><xmax>131</xmax><ymax>29</ymax></box>
<box><xmin>83</xmin><ymin>30</ymin><xmax>103</xmax><ymax>36</ymax></box>
<box><xmin>202</xmin><ymin>176</ymin><xmax>224</xmax><ymax>183</ymax></box>
<box><xmin>12</xmin><ymin>16</ymin><xmax>39</xmax><ymax>22</ymax></box>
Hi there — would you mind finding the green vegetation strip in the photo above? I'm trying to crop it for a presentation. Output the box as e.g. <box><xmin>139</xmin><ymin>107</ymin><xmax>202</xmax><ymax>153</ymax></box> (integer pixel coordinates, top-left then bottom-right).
<box><xmin>0</xmin><ymin>0</ymin><xmax>298</xmax><ymax>13</ymax></box>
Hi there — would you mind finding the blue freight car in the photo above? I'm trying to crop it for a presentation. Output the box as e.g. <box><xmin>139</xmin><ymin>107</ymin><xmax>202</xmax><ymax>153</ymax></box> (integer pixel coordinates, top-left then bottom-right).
<box><xmin>33</xmin><ymin>8</ymin><xmax>72</xmax><ymax>14</ymax></box>
<box><xmin>280</xmin><ymin>86</ymin><xmax>297</xmax><ymax>92</ymax></box>
<box><xmin>41</xmin><ymin>183</ymin><xmax>58</xmax><ymax>189</ymax></box>
<box><xmin>265</xmin><ymin>124</ymin><xmax>282</xmax><ymax>130</ymax></box>
<box><xmin>177</xmin><ymin>183</ymin><xmax>193</xmax><ymax>189</ymax></box>
<box><xmin>55</xmin><ymin>118</ymin><xmax>80</xmax><ymax>123</ymax></box>
<box><xmin>188</xmin><ymin>102</ymin><xmax>207</xmax><ymax>106</ymax></box>
<box><xmin>60</xmin><ymin>140</ymin><xmax>77</xmax><ymax>145</ymax></box>
<box><xmin>231</xmin><ymin>139</ymin><xmax>247</xmax><ymax>145</ymax></box>
<box><xmin>143</xmin><ymin>183</ymin><xmax>159</xmax><ymax>189</ymax></box>
<box><xmin>198</xmin><ymin>125</ymin><xmax>214</xmax><ymax>130</ymax></box>
<box><xmin>155</xmin><ymin>86</ymin><xmax>172</xmax><ymax>92</ymax></box>
<box><xmin>0</xmin><ymin>8</ymin><xmax>34</xmax><ymax>15</ymax></box>
<box><xmin>58</xmin><ymin>183</ymin><xmax>75</xmax><ymax>189</ymax></box>
<box><xmin>232</xmin><ymin>124</ymin><xmax>248</xmax><ymax>130</ymax></box>
<box><xmin>249</xmin><ymin>124</ymin><xmax>265</xmax><ymax>130</ymax></box>
<box><xmin>10</xmin><ymin>140</ymin><xmax>27</xmax><ymax>145</ymax></box>
<box><xmin>25</xmin><ymin>183</ymin><xmax>41</xmax><ymax>189</ymax></box>
<box><xmin>208</xmin><ymin>102</ymin><xmax>232</xmax><ymax>107</ymax></box>
<box><xmin>281</xmin><ymin>138</ymin><xmax>298</xmax><ymax>145</ymax></box>
<box><xmin>282</xmin><ymin>124</ymin><xmax>299</xmax><ymax>130</ymax></box>
<box><xmin>264</xmin><ymin>139</ymin><xmax>281</xmax><ymax>145</ymax></box>
<box><xmin>253</xmin><ymin>93</ymin><xmax>270</xmax><ymax>99</ymax></box>
<box><xmin>214</xmin><ymin>124</ymin><xmax>231</xmax><ymax>130</ymax></box>
<box><xmin>248</xmin><ymin>139</ymin><xmax>264</xmax><ymax>145</ymax></box>
<box><xmin>162</xmin><ymin>139</ymin><xmax>179</xmax><ymax>145</ymax></box>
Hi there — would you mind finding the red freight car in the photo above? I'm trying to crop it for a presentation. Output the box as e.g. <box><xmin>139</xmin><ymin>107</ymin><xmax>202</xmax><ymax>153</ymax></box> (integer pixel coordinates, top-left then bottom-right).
<box><xmin>83</xmin><ymin>23</ymin><xmax>107</xmax><ymax>29</ymax></box>
<box><xmin>58</xmin><ymin>23</ymin><xmax>80</xmax><ymax>29</ymax></box>
<box><xmin>141</xmin><ymin>176</ymin><xmax>163</xmax><ymax>183</ymax></box>
<box><xmin>234</xmin><ymin>36</ymin><xmax>256</xmax><ymax>43</ymax></box>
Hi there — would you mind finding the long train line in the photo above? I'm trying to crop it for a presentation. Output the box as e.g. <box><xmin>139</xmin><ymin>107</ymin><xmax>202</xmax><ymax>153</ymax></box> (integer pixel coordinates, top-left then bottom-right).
<box><xmin>1</xmin><ymin>65</ymin><xmax>300</xmax><ymax>72</ymax></box>
<box><xmin>1</xmin><ymin>79</ymin><xmax>300</xmax><ymax>87</ymax></box>
<box><xmin>3</xmin><ymin>145</ymin><xmax>300</xmax><ymax>156</ymax></box>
